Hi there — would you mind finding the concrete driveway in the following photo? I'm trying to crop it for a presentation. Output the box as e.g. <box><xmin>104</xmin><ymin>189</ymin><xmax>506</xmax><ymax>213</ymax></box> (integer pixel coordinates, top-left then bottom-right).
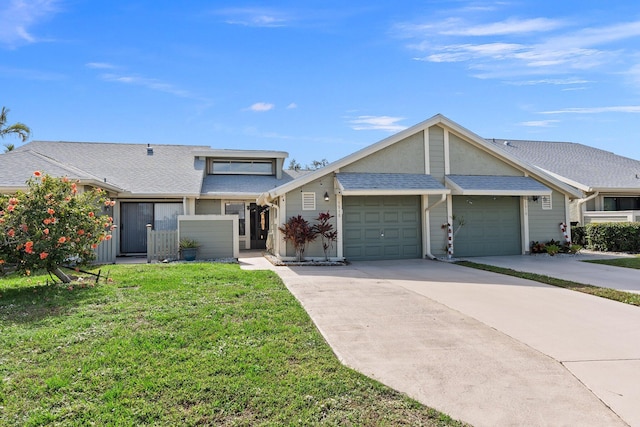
<box><xmin>241</xmin><ymin>255</ymin><xmax>640</xmax><ymax>426</ymax></box>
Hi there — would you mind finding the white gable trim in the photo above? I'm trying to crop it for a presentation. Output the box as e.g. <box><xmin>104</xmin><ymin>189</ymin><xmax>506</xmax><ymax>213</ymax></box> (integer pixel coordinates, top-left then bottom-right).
<box><xmin>257</xmin><ymin>114</ymin><xmax>583</xmax><ymax>204</ymax></box>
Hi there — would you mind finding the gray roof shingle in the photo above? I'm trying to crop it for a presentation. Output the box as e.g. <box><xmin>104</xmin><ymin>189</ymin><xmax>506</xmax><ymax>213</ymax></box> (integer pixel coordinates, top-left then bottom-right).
<box><xmin>486</xmin><ymin>139</ymin><xmax>640</xmax><ymax>190</ymax></box>
<box><xmin>336</xmin><ymin>173</ymin><xmax>446</xmax><ymax>191</ymax></box>
<box><xmin>201</xmin><ymin>170</ymin><xmax>309</xmax><ymax>195</ymax></box>
<box><xmin>8</xmin><ymin>141</ymin><xmax>208</xmax><ymax>195</ymax></box>
<box><xmin>446</xmin><ymin>175</ymin><xmax>551</xmax><ymax>193</ymax></box>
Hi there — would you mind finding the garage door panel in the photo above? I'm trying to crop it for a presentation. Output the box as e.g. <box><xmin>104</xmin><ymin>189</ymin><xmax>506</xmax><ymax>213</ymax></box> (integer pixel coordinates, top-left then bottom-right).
<box><xmin>453</xmin><ymin>196</ymin><xmax>520</xmax><ymax>257</ymax></box>
<box><xmin>343</xmin><ymin>196</ymin><xmax>421</xmax><ymax>261</ymax></box>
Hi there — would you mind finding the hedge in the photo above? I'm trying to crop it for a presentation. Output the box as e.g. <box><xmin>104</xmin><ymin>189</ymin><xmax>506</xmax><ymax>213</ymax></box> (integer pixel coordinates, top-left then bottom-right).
<box><xmin>572</xmin><ymin>223</ymin><xmax>640</xmax><ymax>252</ymax></box>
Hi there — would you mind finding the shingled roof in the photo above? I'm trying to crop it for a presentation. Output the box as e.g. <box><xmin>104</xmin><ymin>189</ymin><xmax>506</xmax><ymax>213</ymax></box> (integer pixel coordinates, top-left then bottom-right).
<box><xmin>7</xmin><ymin>141</ymin><xmax>208</xmax><ymax>195</ymax></box>
<box><xmin>487</xmin><ymin>139</ymin><xmax>640</xmax><ymax>191</ymax></box>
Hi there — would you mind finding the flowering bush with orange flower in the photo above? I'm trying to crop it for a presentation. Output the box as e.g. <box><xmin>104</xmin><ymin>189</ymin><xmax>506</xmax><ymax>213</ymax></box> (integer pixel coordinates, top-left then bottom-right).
<box><xmin>0</xmin><ymin>172</ymin><xmax>114</xmax><ymax>282</ymax></box>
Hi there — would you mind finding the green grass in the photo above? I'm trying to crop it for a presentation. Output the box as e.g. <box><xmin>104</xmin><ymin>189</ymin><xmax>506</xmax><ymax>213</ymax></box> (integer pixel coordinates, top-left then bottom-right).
<box><xmin>456</xmin><ymin>261</ymin><xmax>640</xmax><ymax>307</ymax></box>
<box><xmin>0</xmin><ymin>263</ymin><xmax>465</xmax><ymax>426</ymax></box>
<box><xmin>584</xmin><ymin>254</ymin><xmax>640</xmax><ymax>270</ymax></box>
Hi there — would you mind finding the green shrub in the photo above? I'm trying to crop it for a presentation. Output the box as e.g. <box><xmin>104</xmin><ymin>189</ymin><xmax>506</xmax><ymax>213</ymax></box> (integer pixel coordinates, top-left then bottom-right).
<box><xmin>584</xmin><ymin>222</ymin><xmax>640</xmax><ymax>252</ymax></box>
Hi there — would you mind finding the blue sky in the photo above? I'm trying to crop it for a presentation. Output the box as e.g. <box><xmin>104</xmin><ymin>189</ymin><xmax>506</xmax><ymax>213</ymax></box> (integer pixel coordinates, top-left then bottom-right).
<box><xmin>2</xmin><ymin>1</ymin><xmax>640</xmax><ymax>166</ymax></box>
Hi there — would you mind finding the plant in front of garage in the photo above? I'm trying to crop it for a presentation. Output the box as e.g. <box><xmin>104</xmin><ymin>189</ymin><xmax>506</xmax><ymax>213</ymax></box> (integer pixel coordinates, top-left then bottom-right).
<box><xmin>313</xmin><ymin>211</ymin><xmax>337</xmax><ymax>261</ymax></box>
<box><xmin>278</xmin><ymin>215</ymin><xmax>317</xmax><ymax>262</ymax></box>
<box><xmin>179</xmin><ymin>239</ymin><xmax>199</xmax><ymax>261</ymax></box>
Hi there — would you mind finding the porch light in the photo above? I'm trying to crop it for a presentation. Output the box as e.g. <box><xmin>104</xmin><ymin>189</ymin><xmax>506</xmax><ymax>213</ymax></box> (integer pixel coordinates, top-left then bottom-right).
<box><xmin>324</xmin><ymin>191</ymin><xmax>330</xmax><ymax>201</ymax></box>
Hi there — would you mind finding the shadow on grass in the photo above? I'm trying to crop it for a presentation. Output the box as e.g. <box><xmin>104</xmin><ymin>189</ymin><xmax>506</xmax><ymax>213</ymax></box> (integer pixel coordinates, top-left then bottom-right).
<box><xmin>0</xmin><ymin>277</ymin><xmax>107</xmax><ymax>324</ymax></box>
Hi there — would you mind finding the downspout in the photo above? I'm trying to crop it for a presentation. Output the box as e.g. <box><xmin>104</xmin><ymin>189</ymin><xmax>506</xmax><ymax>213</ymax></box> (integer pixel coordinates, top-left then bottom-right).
<box><xmin>424</xmin><ymin>193</ymin><xmax>447</xmax><ymax>259</ymax></box>
<box><xmin>576</xmin><ymin>191</ymin><xmax>599</xmax><ymax>225</ymax></box>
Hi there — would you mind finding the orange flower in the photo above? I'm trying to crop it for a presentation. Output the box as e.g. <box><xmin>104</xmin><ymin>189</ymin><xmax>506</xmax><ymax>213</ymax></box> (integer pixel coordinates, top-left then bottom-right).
<box><xmin>25</xmin><ymin>241</ymin><xmax>34</xmax><ymax>254</ymax></box>
<box><xmin>7</xmin><ymin>229</ymin><xmax>15</xmax><ymax>237</ymax></box>
<box><xmin>62</xmin><ymin>177</ymin><xmax>69</xmax><ymax>183</ymax></box>
<box><xmin>20</xmin><ymin>223</ymin><xmax>28</xmax><ymax>232</ymax></box>
<box><xmin>7</xmin><ymin>205</ymin><xmax>15</xmax><ymax>212</ymax></box>
<box><xmin>0</xmin><ymin>259</ymin><xmax>5</xmax><ymax>264</ymax></box>
<box><xmin>77</xmin><ymin>229</ymin><xmax>85</xmax><ymax>235</ymax></box>
<box><xmin>91</xmin><ymin>243</ymin><xmax>98</xmax><ymax>249</ymax></box>
<box><xmin>105</xmin><ymin>234</ymin><xmax>112</xmax><ymax>241</ymax></box>
<box><xmin>88</xmin><ymin>212</ymin><xmax>94</xmax><ymax>217</ymax></box>
<box><xmin>8</xmin><ymin>197</ymin><xmax>19</xmax><ymax>205</ymax></box>
<box><xmin>58</xmin><ymin>236</ymin><xmax>67</xmax><ymax>244</ymax></box>
<box><xmin>43</xmin><ymin>218</ymin><xmax>51</xmax><ymax>225</ymax></box>
<box><xmin>47</xmin><ymin>208</ymin><xmax>55</xmax><ymax>215</ymax></box>
<box><xmin>33</xmin><ymin>171</ymin><xmax>42</xmax><ymax>177</ymax></box>
<box><xmin>0</xmin><ymin>218</ymin><xmax>4</xmax><ymax>224</ymax></box>
<box><xmin>39</xmin><ymin>252</ymin><xmax>48</xmax><ymax>259</ymax></box>
<box><xmin>43</xmin><ymin>228</ymin><xmax>49</xmax><ymax>235</ymax></box>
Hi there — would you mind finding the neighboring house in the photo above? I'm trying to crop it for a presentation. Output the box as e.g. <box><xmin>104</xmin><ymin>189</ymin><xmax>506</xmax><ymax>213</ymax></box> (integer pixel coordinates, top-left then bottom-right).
<box><xmin>485</xmin><ymin>139</ymin><xmax>640</xmax><ymax>225</ymax></box>
<box><xmin>3</xmin><ymin>113</ymin><xmax>637</xmax><ymax>262</ymax></box>
<box><xmin>259</xmin><ymin>114</ymin><xmax>582</xmax><ymax>260</ymax></box>
<box><xmin>0</xmin><ymin>141</ymin><xmax>302</xmax><ymax>261</ymax></box>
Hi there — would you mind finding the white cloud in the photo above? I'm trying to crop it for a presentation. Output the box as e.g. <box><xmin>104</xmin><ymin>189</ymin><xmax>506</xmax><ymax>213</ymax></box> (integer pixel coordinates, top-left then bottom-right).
<box><xmin>86</xmin><ymin>62</ymin><xmax>116</xmax><ymax>70</ymax></box>
<box><xmin>441</xmin><ymin>18</ymin><xmax>565</xmax><ymax>36</ymax></box>
<box><xmin>213</xmin><ymin>7</ymin><xmax>291</xmax><ymax>27</ymax></box>
<box><xmin>539</xmin><ymin>106</ymin><xmax>640</xmax><ymax>114</ymax></box>
<box><xmin>286</xmin><ymin>102</ymin><xmax>298</xmax><ymax>109</ymax></box>
<box><xmin>348</xmin><ymin>115</ymin><xmax>407</xmax><ymax>132</ymax></box>
<box><xmin>100</xmin><ymin>73</ymin><xmax>199</xmax><ymax>100</ymax></box>
<box><xmin>0</xmin><ymin>0</ymin><xmax>60</xmax><ymax>47</ymax></box>
<box><xmin>507</xmin><ymin>78</ymin><xmax>591</xmax><ymax>86</ymax></box>
<box><xmin>519</xmin><ymin>120</ymin><xmax>560</xmax><ymax>127</ymax></box>
<box><xmin>400</xmin><ymin>13</ymin><xmax>640</xmax><ymax>81</ymax></box>
<box><xmin>247</xmin><ymin>102</ymin><xmax>275</xmax><ymax>112</ymax></box>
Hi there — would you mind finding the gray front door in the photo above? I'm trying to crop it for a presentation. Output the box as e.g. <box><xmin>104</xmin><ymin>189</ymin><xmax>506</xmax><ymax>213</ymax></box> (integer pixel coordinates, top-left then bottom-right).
<box><xmin>452</xmin><ymin>196</ymin><xmax>521</xmax><ymax>256</ymax></box>
<box><xmin>120</xmin><ymin>202</ymin><xmax>153</xmax><ymax>254</ymax></box>
<box><xmin>343</xmin><ymin>195</ymin><xmax>421</xmax><ymax>261</ymax></box>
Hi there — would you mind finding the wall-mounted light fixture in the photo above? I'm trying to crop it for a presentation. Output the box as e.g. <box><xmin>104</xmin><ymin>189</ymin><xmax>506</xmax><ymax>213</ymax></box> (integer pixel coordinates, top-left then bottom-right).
<box><xmin>529</xmin><ymin>196</ymin><xmax>539</xmax><ymax>202</ymax></box>
<box><xmin>324</xmin><ymin>191</ymin><xmax>330</xmax><ymax>201</ymax></box>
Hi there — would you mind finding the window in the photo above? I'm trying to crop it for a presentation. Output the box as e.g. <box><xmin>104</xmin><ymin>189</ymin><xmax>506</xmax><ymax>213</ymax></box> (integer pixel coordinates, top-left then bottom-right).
<box><xmin>225</xmin><ymin>202</ymin><xmax>246</xmax><ymax>235</ymax></box>
<box><xmin>302</xmin><ymin>192</ymin><xmax>316</xmax><ymax>210</ymax></box>
<box><xmin>541</xmin><ymin>195</ymin><xmax>552</xmax><ymax>210</ymax></box>
<box><xmin>211</xmin><ymin>159</ymin><xmax>273</xmax><ymax>175</ymax></box>
<box><xmin>603</xmin><ymin>197</ymin><xmax>640</xmax><ymax>211</ymax></box>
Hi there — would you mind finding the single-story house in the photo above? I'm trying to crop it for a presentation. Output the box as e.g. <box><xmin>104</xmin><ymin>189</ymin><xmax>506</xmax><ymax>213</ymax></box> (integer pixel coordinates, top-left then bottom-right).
<box><xmin>1</xmin><ymin>114</ymin><xmax>638</xmax><ymax>262</ymax></box>
<box><xmin>485</xmin><ymin>138</ymin><xmax>640</xmax><ymax>225</ymax></box>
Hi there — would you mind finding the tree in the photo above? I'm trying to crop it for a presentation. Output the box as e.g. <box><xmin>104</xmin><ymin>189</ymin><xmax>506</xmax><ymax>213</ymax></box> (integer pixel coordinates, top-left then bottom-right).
<box><xmin>278</xmin><ymin>215</ymin><xmax>317</xmax><ymax>262</ymax></box>
<box><xmin>0</xmin><ymin>172</ymin><xmax>115</xmax><ymax>283</ymax></box>
<box><xmin>287</xmin><ymin>158</ymin><xmax>329</xmax><ymax>171</ymax></box>
<box><xmin>1</xmin><ymin>107</ymin><xmax>31</xmax><ymax>152</ymax></box>
<box><xmin>313</xmin><ymin>211</ymin><xmax>337</xmax><ymax>261</ymax></box>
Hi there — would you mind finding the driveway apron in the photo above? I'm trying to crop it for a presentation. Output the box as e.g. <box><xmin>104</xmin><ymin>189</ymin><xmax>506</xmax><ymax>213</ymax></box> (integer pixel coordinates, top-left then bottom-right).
<box><xmin>259</xmin><ymin>258</ymin><xmax>639</xmax><ymax>427</ymax></box>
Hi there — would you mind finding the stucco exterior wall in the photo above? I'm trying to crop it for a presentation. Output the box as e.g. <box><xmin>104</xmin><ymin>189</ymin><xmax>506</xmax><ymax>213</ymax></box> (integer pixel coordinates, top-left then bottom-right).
<box><xmin>341</xmin><ymin>131</ymin><xmax>425</xmax><ymax>174</ymax></box>
<box><xmin>429</xmin><ymin>126</ymin><xmax>445</xmax><ymax>180</ymax></box>
<box><xmin>282</xmin><ymin>176</ymin><xmax>338</xmax><ymax>259</ymax></box>
<box><xmin>527</xmin><ymin>190</ymin><xmax>566</xmax><ymax>245</ymax></box>
<box><xmin>449</xmin><ymin>134</ymin><xmax>522</xmax><ymax>176</ymax></box>
<box><xmin>427</xmin><ymin>195</ymin><xmax>448</xmax><ymax>257</ymax></box>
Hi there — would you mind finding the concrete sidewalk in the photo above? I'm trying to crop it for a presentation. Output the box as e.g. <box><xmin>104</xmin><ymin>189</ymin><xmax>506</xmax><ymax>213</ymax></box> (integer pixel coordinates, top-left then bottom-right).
<box><xmin>240</xmin><ymin>254</ymin><xmax>639</xmax><ymax>426</ymax></box>
<box><xmin>464</xmin><ymin>252</ymin><xmax>640</xmax><ymax>294</ymax></box>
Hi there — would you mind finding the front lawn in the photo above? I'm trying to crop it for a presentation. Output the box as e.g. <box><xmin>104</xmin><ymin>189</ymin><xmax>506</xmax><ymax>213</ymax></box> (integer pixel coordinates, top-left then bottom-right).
<box><xmin>0</xmin><ymin>263</ymin><xmax>464</xmax><ymax>426</ymax></box>
<box><xmin>584</xmin><ymin>255</ymin><xmax>640</xmax><ymax>270</ymax></box>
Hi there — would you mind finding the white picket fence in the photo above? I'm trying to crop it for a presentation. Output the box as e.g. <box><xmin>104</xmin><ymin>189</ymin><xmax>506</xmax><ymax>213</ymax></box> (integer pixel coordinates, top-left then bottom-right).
<box><xmin>146</xmin><ymin>225</ymin><xmax>179</xmax><ymax>262</ymax></box>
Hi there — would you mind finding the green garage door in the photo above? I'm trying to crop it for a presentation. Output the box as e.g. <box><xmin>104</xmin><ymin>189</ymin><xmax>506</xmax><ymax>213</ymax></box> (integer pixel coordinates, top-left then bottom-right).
<box><xmin>343</xmin><ymin>196</ymin><xmax>422</xmax><ymax>261</ymax></box>
<box><xmin>452</xmin><ymin>196</ymin><xmax>521</xmax><ymax>257</ymax></box>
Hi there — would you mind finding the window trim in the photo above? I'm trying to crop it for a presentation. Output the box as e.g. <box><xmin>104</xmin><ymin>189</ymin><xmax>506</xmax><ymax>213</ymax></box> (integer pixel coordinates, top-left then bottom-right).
<box><xmin>209</xmin><ymin>159</ymin><xmax>274</xmax><ymax>175</ymax></box>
